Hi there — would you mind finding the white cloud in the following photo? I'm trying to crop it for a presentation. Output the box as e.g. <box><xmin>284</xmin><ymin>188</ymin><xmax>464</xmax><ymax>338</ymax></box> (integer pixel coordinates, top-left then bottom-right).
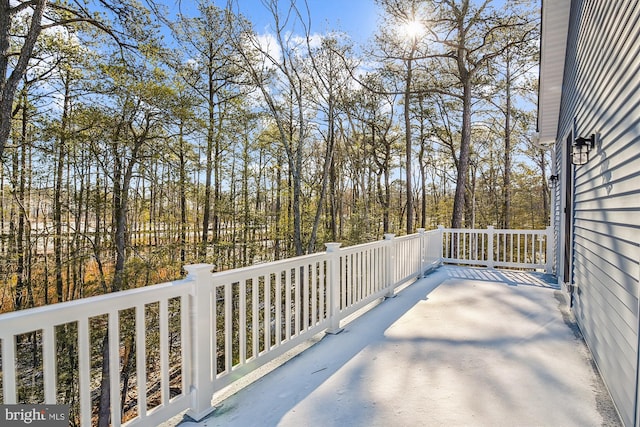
<box><xmin>255</xmin><ymin>32</ymin><xmax>282</xmax><ymax>62</ymax></box>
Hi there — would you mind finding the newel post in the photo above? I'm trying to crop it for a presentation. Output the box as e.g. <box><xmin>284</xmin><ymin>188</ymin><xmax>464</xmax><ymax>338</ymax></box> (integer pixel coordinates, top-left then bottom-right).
<box><xmin>325</xmin><ymin>243</ymin><xmax>343</xmax><ymax>334</ymax></box>
<box><xmin>438</xmin><ymin>225</ymin><xmax>445</xmax><ymax>264</ymax></box>
<box><xmin>487</xmin><ymin>226</ymin><xmax>495</xmax><ymax>269</ymax></box>
<box><xmin>384</xmin><ymin>234</ymin><xmax>396</xmax><ymax>298</ymax></box>
<box><xmin>183</xmin><ymin>264</ymin><xmax>217</xmax><ymax>421</ymax></box>
<box><xmin>417</xmin><ymin>228</ymin><xmax>426</xmax><ymax>277</ymax></box>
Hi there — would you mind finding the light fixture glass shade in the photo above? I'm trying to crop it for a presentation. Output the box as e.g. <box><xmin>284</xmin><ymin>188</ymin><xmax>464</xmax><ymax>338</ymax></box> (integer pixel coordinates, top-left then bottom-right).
<box><xmin>572</xmin><ymin>144</ymin><xmax>589</xmax><ymax>165</ymax></box>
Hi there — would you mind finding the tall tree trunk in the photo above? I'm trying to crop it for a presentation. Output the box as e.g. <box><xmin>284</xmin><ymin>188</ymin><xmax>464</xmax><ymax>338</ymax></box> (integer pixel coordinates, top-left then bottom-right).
<box><xmin>418</xmin><ymin>96</ymin><xmax>428</xmax><ymax>229</ymax></box>
<box><xmin>54</xmin><ymin>71</ymin><xmax>71</xmax><ymax>303</ymax></box>
<box><xmin>179</xmin><ymin>123</ymin><xmax>187</xmax><ymax>265</ymax></box>
<box><xmin>241</xmin><ymin>131</ymin><xmax>251</xmax><ymax>265</ymax></box>
<box><xmin>292</xmin><ymin>93</ymin><xmax>304</xmax><ymax>256</ymax></box>
<box><xmin>98</xmin><ymin>112</ymin><xmax>146</xmax><ymax>426</ymax></box>
<box><xmin>14</xmin><ymin>89</ymin><xmax>31</xmax><ymax>310</ymax></box>
<box><xmin>273</xmin><ymin>150</ymin><xmax>283</xmax><ymax>260</ymax></box>
<box><xmin>111</xmin><ymin>155</ymin><xmax>125</xmax><ymax>292</ymax></box>
<box><xmin>201</xmin><ymin>167</ymin><xmax>212</xmax><ymax>258</ymax></box>
<box><xmin>0</xmin><ymin>0</ymin><xmax>46</xmax><ymax>158</ymax></box>
<box><xmin>452</xmin><ymin>79</ymin><xmax>472</xmax><ymax>229</ymax></box>
<box><xmin>200</xmin><ymin>47</ymin><xmax>215</xmax><ymax>261</ymax></box>
<box><xmin>307</xmin><ymin>102</ymin><xmax>335</xmax><ymax>253</ymax></box>
<box><xmin>329</xmin><ymin>156</ymin><xmax>338</xmax><ymax>242</ymax></box>
<box><xmin>503</xmin><ymin>51</ymin><xmax>512</xmax><ymax>229</ymax></box>
<box><xmin>404</xmin><ymin>50</ymin><xmax>415</xmax><ymax>234</ymax></box>
<box><xmin>97</xmin><ymin>333</ymin><xmax>110</xmax><ymax>427</ymax></box>
<box><xmin>419</xmin><ymin>146</ymin><xmax>427</xmax><ymax>229</ymax></box>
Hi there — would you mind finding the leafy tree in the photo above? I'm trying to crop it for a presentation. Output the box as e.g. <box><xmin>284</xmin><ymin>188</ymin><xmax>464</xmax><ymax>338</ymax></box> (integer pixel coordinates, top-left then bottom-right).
<box><xmin>424</xmin><ymin>0</ymin><xmax>534</xmax><ymax>228</ymax></box>
<box><xmin>80</xmin><ymin>48</ymin><xmax>175</xmax><ymax>425</ymax></box>
<box><xmin>0</xmin><ymin>0</ymin><xmax>158</xmax><ymax>160</ymax></box>
<box><xmin>484</xmin><ymin>1</ymin><xmax>539</xmax><ymax>227</ymax></box>
<box><xmin>172</xmin><ymin>1</ymin><xmax>244</xmax><ymax>261</ymax></box>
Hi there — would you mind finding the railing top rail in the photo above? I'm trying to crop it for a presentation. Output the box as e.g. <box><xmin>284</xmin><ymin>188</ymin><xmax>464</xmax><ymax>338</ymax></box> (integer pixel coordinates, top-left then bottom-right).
<box><xmin>393</xmin><ymin>234</ymin><xmax>421</xmax><ymax>242</ymax></box>
<box><xmin>210</xmin><ymin>251</ymin><xmax>328</xmax><ymax>282</ymax></box>
<box><xmin>441</xmin><ymin>227</ymin><xmax>550</xmax><ymax>234</ymax></box>
<box><xmin>423</xmin><ymin>229</ymin><xmax>442</xmax><ymax>235</ymax></box>
<box><xmin>210</xmin><ymin>240</ymin><xmax>398</xmax><ymax>283</ymax></box>
<box><xmin>0</xmin><ymin>277</ymin><xmax>192</xmax><ymax>331</ymax></box>
<box><xmin>338</xmin><ymin>239</ymin><xmax>387</xmax><ymax>254</ymax></box>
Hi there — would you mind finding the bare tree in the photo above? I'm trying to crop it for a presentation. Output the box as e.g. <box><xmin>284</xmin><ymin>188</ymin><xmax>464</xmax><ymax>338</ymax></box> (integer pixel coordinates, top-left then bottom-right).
<box><xmin>424</xmin><ymin>0</ymin><xmax>534</xmax><ymax>228</ymax></box>
<box><xmin>305</xmin><ymin>35</ymin><xmax>357</xmax><ymax>252</ymax></box>
<box><xmin>373</xmin><ymin>0</ymin><xmax>433</xmax><ymax>234</ymax></box>
<box><xmin>230</xmin><ymin>0</ymin><xmax>314</xmax><ymax>256</ymax></box>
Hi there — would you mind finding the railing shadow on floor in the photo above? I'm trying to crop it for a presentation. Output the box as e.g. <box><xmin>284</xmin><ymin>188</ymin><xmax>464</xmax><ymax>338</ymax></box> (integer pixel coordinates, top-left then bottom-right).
<box><xmin>444</xmin><ymin>267</ymin><xmax>559</xmax><ymax>289</ymax></box>
<box><xmin>177</xmin><ymin>267</ymin><xmax>452</xmax><ymax>427</ymax></box>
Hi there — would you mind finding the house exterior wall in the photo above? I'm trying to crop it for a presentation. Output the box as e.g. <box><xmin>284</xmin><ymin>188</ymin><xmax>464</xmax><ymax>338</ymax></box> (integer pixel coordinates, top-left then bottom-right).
<box><xmin>553</xmin><ymin>1</ymin><xmax>640</xmax><ymax>425</ymax></box>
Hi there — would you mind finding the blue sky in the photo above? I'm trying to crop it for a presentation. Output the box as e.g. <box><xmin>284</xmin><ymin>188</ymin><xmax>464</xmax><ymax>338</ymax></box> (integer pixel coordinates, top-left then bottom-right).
<box><xmin>167</xmin><ymin>0</ymin><xmax>380</xmax><ymax>44</ymax></box>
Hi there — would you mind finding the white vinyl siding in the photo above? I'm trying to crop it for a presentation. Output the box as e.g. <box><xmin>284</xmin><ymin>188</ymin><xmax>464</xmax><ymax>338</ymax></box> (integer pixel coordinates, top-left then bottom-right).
<box><xmin>554</xmin><ymin>0</ymin><xmax>640</xmax><ymax>425</ymax></box>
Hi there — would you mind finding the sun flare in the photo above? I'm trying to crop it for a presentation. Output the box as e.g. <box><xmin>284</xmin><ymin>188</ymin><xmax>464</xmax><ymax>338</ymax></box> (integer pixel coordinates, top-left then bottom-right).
<box><xmin>400</xmin><ymin>19</ymin><xmax>425</xmax><ymax>40</ymax></box>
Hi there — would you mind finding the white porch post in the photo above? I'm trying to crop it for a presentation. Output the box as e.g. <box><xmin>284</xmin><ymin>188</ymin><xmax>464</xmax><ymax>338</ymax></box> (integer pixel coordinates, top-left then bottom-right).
<box><xmin>545</xmin><ymin>226</ymin><xmax>553</xmax><ymax>274</ymax></box>
<box><xmin>487</xmin><ymin>226</ymin><xmax>495</xmax><ymax>269</ymax></box>
<box><xmin>438</xmin><ymin>225</ymin><xmax>445</xmax><ymax>264</ymax></box>
<box><xmin>384</xmin><ymin>234</ymin><xmax>396</xmax><ymax>298</ymax></box>
<box><xmin>184</xmin><ymin>264</ymin><xmax>217</xmax><ymax>421</ymax></box>
<box><xmin>418</xmin><ymin>228</ymin><xmax>426</xmax><ymax>277</ymax></box>
<box><xmin>325</xmin><ymin>243</ymin><xmax>343</xmax><ymax>334</ymax></box>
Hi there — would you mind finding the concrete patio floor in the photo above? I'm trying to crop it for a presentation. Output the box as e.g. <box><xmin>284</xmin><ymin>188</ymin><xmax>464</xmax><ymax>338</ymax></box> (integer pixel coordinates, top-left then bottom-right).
<box><xmin>175</xmin><ymin>266</ymin><xmax>621</xmax><ymax>427</ymax></box>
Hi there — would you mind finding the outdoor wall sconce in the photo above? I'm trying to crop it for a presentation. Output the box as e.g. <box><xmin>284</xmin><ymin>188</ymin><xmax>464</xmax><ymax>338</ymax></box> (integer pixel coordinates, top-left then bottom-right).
<box><xmin>549</xmin><ymin>174</ymin><xmax>558</xmax><ymax>184</ymax></box>
<box><xmin>572</xmin><ymin>134</ymin><xmax>596</xmax><ymax>165</ymax></box>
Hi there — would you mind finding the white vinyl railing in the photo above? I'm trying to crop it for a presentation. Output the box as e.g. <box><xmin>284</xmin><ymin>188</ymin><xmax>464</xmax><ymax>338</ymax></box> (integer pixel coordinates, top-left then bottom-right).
<box><xmin>0</xmin><ymin>227</ymin><xmax>550</xmax><ymax>426</ymax></box>
<box><xmin>0</xmin><ymin>229</ymin><xmax>440</xmax><ymax>426</ymax></box>
<box><xmin>441</xmin><ymin>226</ymin><xmax>552</xmax><ymax>273</ymax></box>
<box><xmin>0</xmin><ymin>277</ymin><xmax>193</xmax><ymax>427</ymax></box>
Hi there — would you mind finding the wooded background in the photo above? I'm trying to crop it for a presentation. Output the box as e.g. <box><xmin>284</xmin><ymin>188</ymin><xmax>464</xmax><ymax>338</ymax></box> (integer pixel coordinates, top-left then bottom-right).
<box><xmin>1</xmin><ymin>0</ymin><xmax>545</xmax><ymax>313</ymax></box>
